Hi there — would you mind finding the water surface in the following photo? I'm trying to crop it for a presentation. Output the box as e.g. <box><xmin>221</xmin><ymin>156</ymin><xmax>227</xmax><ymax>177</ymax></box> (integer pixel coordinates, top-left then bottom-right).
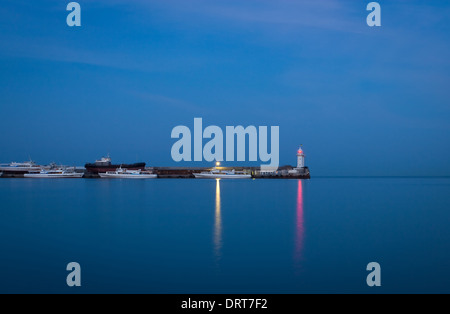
<box><xmin>0</xmin><ymin>177</ymin><xmax>449</xmax><ymax>293</ymax></box>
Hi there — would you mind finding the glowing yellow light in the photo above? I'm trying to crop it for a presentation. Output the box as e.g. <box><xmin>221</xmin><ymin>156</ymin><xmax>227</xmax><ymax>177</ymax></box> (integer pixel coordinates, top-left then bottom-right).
<box><xmin>216</xmin><ymin>162</ymin><xmax>221</xmax><ymax>167</ymax></box>
<box><xmin>215</xmin><ymin>178</ymin><xmax>222</xmax><ymax>259</ymax></box>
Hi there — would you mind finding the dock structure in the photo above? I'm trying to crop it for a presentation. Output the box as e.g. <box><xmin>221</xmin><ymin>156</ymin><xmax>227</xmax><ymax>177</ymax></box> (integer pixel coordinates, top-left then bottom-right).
<box><xmin>1</xmin><ymin>166</ymin><xmax>310</xmax><ymax>179</ymax></box>
<box><xmin>148</xmin><ymin>165</ymin><xmax>310</xmax><ymax>179</ymax></box>
<box><xmin>0</xmin><ymin>147</ymin><xmax>311</xmax><ymax>179</ymax></box>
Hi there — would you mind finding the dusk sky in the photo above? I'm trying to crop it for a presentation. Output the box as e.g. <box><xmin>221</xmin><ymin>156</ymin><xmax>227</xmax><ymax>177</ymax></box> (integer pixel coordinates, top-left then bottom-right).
<box><xmin>0</xmin><ymin>0</ymin><xmax>449</xmax><ymax>176</ymax></box>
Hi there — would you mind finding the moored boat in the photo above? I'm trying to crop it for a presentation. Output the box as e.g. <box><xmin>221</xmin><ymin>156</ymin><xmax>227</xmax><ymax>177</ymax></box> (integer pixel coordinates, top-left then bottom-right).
<box><xmin>24</xmin><ymin>169</ymin><xmax>84</xmax><ymax>178</ymax></box>
<box><xmin>85</xmin><ymin>155</ymin><xmax>146</xmax><ymax>174</ymax></box>
<box><xmin>194</xmin><ymin>169</ymin><xmax>251</xmax><ymax>179</ymax></box>
<box><xmin>99</xmin><ymin>167</ymin><xmax>157</xmax><ymax>179</ymax></box>
<box><xmin>0</xmin><ymin>161</ymin><xmax>41</xmax><ymax>174</ymax></box>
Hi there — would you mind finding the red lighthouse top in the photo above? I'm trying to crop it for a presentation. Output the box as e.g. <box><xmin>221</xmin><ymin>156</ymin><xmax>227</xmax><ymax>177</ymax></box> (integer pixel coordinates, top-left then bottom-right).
<box><xmin>297</xmin><ymin>148</ymin><xmax>304</xmax><ymax>155</ymax></box>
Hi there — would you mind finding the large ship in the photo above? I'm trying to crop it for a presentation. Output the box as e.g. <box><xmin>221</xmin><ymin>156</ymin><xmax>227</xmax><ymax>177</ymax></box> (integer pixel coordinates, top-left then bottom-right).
<box><xmin>84</xmin><ymin>156</ymin><xmax>146</xmax><ymax>174</ymax></box>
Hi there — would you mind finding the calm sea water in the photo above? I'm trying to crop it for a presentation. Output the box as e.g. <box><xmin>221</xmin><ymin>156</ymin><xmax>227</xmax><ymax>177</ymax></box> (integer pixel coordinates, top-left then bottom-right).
<box><xmin>0</xmin><ymin>177</ymin><xmax>449</xmax><ymax>293</ymax></box>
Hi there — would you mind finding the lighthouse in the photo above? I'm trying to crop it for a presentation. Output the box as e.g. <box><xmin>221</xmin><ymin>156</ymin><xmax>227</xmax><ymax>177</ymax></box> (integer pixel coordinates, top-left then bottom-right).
<box><xmin>297</xmin><ymin>147</ymin><xmax>305</xmax><ymax>169</ymax></box>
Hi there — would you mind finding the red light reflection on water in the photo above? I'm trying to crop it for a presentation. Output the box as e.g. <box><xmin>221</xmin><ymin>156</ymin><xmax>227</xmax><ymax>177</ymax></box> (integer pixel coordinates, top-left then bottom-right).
<box><xmin>295</xmin><ymin>180</ymin><xmax>304</xmax><ymax>267</ymax></box>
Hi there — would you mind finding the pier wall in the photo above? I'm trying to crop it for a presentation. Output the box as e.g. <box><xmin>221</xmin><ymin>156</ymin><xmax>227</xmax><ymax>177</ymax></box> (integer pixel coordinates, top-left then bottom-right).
<box><xmin>1</xmin><ymin>166</ymin><xmax>310</xmax><ymax>179</ymax></box>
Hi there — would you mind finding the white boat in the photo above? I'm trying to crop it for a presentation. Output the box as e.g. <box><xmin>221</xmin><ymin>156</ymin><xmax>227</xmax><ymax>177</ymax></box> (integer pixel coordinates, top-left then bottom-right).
<box><xmin>194</xmin><ymin>169</ymin><xmax>251</xmax><ymax>179</ymax></box>
<box><xmin>0</xmin><ymin>161</ymin><xmax>41</xmax><ymax>173</ymax></box>
<box><xmin>99</xmin><ymin>168</ymin><xmax>157</xmax><ymax>179</ymax></box>
<box><xmin>24</xmin><ymin>169</ymin><xmax>84</xmax><ymax>178</ymax></box>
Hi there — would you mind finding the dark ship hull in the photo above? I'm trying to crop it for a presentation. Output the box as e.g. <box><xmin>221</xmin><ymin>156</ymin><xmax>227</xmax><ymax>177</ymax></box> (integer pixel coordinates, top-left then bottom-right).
<box><xmin>85</xmin><ymin>162</ymin><xmax>146</xmax><ymax>174</ymax></box>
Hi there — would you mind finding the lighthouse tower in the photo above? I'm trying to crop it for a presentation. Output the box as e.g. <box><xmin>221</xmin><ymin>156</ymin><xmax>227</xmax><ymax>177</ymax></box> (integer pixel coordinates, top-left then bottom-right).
<box><xmin>297</xmin><ymin>147</ymin><xmax>305</xmax><ymax>169</ymax></box>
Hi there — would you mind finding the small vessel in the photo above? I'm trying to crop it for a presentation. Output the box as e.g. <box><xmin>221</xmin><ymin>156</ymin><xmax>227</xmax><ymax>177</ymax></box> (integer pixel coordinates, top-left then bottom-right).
<box><xmin>85</xmin><ymin>155</ymin><xmax>146</xmax><ymax>174</ymax></box>
<box><xmin>0</xmin><ymin>161</ymin><xmax>42</xmax><ymax>174</ymax></box>
<box><xmin>24</xmin><ymin>169</ymin><xmax>84</xmax><ymax>178</ymax></box>
<box><xmin>194</xmin><ymin>169</ymin><xmax>251</xmax><ymax>179</ymax></box>
<box><xmin>99</xmin><ymin>167</ymin><xmax>157</xmax><ymax>179</ymax></box>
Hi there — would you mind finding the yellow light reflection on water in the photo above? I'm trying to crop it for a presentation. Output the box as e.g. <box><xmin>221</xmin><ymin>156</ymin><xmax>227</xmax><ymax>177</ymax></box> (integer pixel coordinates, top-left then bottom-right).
<box><xmin>214</xmin><ymin>178</ymin><xmax>222</xmax><ymax>260</ymax></box>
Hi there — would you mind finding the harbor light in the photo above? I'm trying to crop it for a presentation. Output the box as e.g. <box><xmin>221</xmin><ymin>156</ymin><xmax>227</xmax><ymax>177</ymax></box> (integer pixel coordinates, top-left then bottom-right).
<box><xmin>216</xmin><ymin>162</ymin><xmax>221</xmax><ymax>167</ymax></box>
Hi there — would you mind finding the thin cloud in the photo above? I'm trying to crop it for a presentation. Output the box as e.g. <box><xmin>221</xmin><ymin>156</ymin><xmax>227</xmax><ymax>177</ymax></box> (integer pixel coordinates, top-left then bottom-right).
<box><xmin>130</xmin><ymin>91</ymin><xmax>210</xmax><ymax>114</ymax></box>
<box><xmin>104</xmin><ymin>0</ymin><xmax>364</xmax><ymax>33</ymax></box>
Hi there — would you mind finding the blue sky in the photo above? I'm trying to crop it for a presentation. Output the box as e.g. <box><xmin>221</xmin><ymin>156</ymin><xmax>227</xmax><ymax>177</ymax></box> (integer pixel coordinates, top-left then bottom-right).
<box><xmin>0</xmin><ymin>0</ymin><xmax>449</xmax><ymax>175</ymax></box>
